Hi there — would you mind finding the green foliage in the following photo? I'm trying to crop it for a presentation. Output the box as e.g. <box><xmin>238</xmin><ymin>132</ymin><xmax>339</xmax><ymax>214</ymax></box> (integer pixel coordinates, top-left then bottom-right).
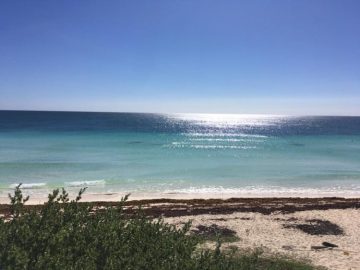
<box><xmin>0</xmin><ymin>185</ymin><xmax>315</xmax><ymax>270</ymax></box>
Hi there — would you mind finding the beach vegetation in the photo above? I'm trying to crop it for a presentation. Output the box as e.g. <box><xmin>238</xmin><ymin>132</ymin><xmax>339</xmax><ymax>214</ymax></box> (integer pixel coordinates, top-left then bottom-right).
<box><xmin>0</xmin><ymin>185</ymin><xmax>316</xmax><ymax>270</ymax></box>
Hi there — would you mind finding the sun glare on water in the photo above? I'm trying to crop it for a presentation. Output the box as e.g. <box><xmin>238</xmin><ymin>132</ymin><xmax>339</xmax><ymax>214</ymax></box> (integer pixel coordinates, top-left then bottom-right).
<box><xmin>167</xmin><ymin>113</ymin><xmax>288</xmax><ymax>128</ymax></box>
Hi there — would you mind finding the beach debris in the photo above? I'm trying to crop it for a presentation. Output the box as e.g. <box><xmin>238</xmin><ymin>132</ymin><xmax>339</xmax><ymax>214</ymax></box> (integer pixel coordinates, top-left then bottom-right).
<box><xmin>239</xmin><ymin>217</ymin><xmax>252</xmax><ymax>220</ymax></box>
<box><xmin>322</xmin><ymin>242</ymin><xmax>338</xmax><ymax>248</ymax></box>
<box><xmin>283</xmin><ymin>219</ymin><xmax>344</xmax><ymax>235</ymax></box>
<box><xmin>192</xmin><ymin>224</ymin><xmax>237</xmax><ymax>237</ymax></box>
<box><xmin>311</xmin><ymin>246</ymin><xmax>328</xmax><ymax>250</ymax></box>
<box><xmin>1</xmin><ymin>197</ymin><xmax>359</xmax><ymax>218</ymax></box>
<box><xmin>311</xmin><ymin>242</ymin><xmax>339</xmax><ymax>250</ymax></box>
<box><xmin>282</xmin><ymin>245</ymin><xmax>295</xmax><ymax>251</ymax></box>
<box><xmin>210</xmin><ymin>217</ymin><xmax>252</xmax><ymax>221</ymax></box>
<box><xmin>209</xmin><ymin>218</ymin><xmax>228</xmax><ymax>221</ymax></box>
<box><xmin>191</xmin><ymin>224</ymin><xmax>239</xmax><ymax>242</ymax></box>
<box><xmin>275</xmin><ymin>217</ymin><xmax>299</xmax><ymax>222</ymax></box>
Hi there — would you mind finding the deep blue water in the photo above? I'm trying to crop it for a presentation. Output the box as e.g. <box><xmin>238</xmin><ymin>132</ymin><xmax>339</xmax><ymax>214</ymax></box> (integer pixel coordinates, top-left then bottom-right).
<box><xmin>0</xmin><ymin>110</ymin><xmax>360</xmax><ymax>197</ymax></box>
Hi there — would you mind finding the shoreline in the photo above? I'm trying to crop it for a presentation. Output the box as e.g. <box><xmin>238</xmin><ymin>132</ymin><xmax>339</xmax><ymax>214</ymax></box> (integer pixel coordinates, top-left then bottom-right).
<box><xmin>1</xmin><ymin>194</ymin><xmax>359</xmax><ymax>269</ymax></box>
<box><xmin>1</xmin><ymin>190</ymin><xmax>360</xmax><ymax>205</ymax></box>
<box><xmin>1</xmin><ymin>195</ymin><xmax>359</xmax><ymax>216</ymax></box>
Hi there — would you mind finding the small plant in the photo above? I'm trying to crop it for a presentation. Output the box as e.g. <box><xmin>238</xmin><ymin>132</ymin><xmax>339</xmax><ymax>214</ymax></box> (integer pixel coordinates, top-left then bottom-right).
<box><xmin>0</xmin><ymin>185</ymin><xmax>316</xmax><ymax>270</ymax></box>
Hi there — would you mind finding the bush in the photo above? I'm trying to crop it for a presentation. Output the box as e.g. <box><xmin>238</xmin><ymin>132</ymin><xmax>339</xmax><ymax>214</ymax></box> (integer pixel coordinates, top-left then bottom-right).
<box><xmin>0</xmin><ymin>185</ymin><xmax>315</xmax><ymax>270</ymax></box>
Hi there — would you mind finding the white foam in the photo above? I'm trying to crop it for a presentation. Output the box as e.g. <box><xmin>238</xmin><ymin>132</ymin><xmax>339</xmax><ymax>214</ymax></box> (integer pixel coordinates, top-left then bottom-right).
<box><xmin>162</xmin><ymin>185</ymin><xmax>360</xmax><ymax>197</ymax></box>
<box><xmin>9</xmin><ymin>183</ymin><xmax>47</xmax><ymax>189</ymax></box>
<box><xmin>169</xmin><ymin>143</ymin><xmax>256</xmax><ymax>149</ymax></box>
<box><xmin>189</xmin><ymin>138</ymin><xmax>258</xmax><ymax>142</ymax></box>
<box><xmin>184</xmin><ymin>132</ymin><xmax>268</xmax><ymax>138</ymax></box>
<box><xmin>65</xmin><ymin>180</ymin><xmax>106</xmax><ymax>187</ymax></box>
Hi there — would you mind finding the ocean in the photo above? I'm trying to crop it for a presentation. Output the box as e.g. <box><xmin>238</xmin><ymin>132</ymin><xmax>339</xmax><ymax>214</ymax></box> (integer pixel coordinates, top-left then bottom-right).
<box><xmin>0</xmin><ymin>110</ymin><xmax>360</xmax><ymax>198</ymax></box>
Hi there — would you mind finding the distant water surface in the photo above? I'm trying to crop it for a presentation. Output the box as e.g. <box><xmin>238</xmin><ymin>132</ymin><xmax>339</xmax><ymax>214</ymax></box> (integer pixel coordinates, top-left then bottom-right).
<box><xmin>0</xmin><ymin>111</ymin><xmax>360</xmax><ymax>197</ymax></box>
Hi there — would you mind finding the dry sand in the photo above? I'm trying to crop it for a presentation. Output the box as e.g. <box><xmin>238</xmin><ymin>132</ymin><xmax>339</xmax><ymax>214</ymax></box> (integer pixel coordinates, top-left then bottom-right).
<box><xmin>1</xmin><ymin>193</ymin><xmax>359</xmax><ymax>270</ymax></box>
<box><xmin>166</xmin><ymin>209</ymin><xmax>360</xmax><ymax>270</ymax></box>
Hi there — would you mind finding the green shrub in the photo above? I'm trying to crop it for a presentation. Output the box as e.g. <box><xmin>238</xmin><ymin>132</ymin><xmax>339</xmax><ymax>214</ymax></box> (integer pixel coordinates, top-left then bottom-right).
<box><xmin>0</xmin><ymin>185</ymin><xmax>315</xmax><ymax>270</ymax></box>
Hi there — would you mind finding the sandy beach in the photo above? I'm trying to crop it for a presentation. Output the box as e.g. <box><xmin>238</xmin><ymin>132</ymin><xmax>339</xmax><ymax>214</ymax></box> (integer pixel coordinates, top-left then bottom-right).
<box><xmin>1</xmin><ymin>196</ymin><xmax>359</xmax><ymax>269</ymax></box>
<box><xmin>1</xmin><ymin>1</ymin><xmax>360</xmax><ymax>268</ymax></box>
<box><xmin>2</xmin><ymin>189</ymin><xmax>360</xmax><ymax>205</ymax></box>
<box><xmin>166</xmin><ymin>208</ymin><xmax>360</xmax><ymax>270</ymax></box>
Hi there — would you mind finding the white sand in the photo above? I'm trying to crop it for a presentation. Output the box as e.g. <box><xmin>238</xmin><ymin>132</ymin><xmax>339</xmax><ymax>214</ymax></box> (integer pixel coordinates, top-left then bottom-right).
<box><xmin>1</xmin><ymin>189</ymin><xmax>359</xmax><ymax>269</ymax></box>
<box><xmin>165</xmin><ymin>209</ymin><xmax>360</xmax><ymax>270</ymax></box>
<box><xmin>1</xmin><ymin>190</ymin><xmax>360</xmax><ymax>205</ymax></box>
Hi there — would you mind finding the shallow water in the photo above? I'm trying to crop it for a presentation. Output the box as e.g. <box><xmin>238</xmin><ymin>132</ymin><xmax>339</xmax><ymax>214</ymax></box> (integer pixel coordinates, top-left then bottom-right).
<box><xmin>0</xmin><ymin>111</ymin><xmax>360</xmax><ymax>197</ymax></box>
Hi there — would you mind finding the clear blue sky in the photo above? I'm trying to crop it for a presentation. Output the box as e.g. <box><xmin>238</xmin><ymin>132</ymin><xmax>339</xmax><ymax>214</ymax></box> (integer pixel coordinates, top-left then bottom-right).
<box><xmin>0</xmin><ymin>0</ymin><xmax>359</xmax><ymax>115</ymax></box>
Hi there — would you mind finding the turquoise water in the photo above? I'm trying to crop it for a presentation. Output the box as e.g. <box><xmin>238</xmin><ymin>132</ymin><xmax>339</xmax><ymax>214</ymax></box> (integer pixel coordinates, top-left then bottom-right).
<box><xmin>0</xmin><ymin>111</ymin><xmax>360</xmax><ymax>197</ymax></box>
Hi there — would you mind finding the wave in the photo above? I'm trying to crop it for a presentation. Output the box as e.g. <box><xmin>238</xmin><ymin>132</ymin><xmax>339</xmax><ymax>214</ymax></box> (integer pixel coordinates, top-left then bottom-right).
<box><xmin>189</xmin><ymin>138</ymin><xmax>256</xmax><ymax>142</ymax></box>
<box><xmin>184</xmin><ymin>133</ymin><xmax>268</xmax><ymax>138</ymax></box>
<box><xmin>162</xmin><ymin>185</ymin><xmax>360</xmax><ymax>197</ymax></box>
<box><xmin>9</xmin><ymin>182</ymin><xmax>47</xmax><ymax>189</ymax></box>
<box><xmin>170</xmin><ymin>143</ymin><xmax>256</xmax><ymax>149</ymax></box>
<box><xmin>65</xmin><ymin>180</ymin><xmax>106</xmax><ymax>187</ymax></box>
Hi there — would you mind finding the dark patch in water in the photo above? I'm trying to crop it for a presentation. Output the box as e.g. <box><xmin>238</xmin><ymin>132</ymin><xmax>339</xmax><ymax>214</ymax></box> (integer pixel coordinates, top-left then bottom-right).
<box><xmin>128</xmin><ymin>141</ymin><xmax>142</xmax><ymax>144</ymax></box>
<box><xmin>290</xmin><ymin>143</ymin><xmax>305</xmax><ymax>147</ymax></box>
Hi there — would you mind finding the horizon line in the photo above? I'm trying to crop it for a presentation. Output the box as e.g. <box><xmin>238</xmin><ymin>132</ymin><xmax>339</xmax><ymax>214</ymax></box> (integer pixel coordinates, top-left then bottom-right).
<box><xmin>0</xmin><ymin>109</ymin><xmax>359</xmax><ymax>117</ymax></box>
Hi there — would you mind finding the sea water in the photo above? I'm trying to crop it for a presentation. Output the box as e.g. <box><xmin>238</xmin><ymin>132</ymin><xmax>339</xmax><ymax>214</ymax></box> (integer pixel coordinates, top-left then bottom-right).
<box><xmin>0</xmin><ymin>111</ymin><xmax>360</xmax><ymax>198</ymax></box>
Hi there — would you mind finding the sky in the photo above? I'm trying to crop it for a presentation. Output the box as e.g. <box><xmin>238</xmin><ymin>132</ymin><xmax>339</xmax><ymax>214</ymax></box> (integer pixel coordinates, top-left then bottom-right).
<box><xmin>0</xmin><ymin>0</ymin><xmax>359</xmax><ymax>115</ymax></box>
